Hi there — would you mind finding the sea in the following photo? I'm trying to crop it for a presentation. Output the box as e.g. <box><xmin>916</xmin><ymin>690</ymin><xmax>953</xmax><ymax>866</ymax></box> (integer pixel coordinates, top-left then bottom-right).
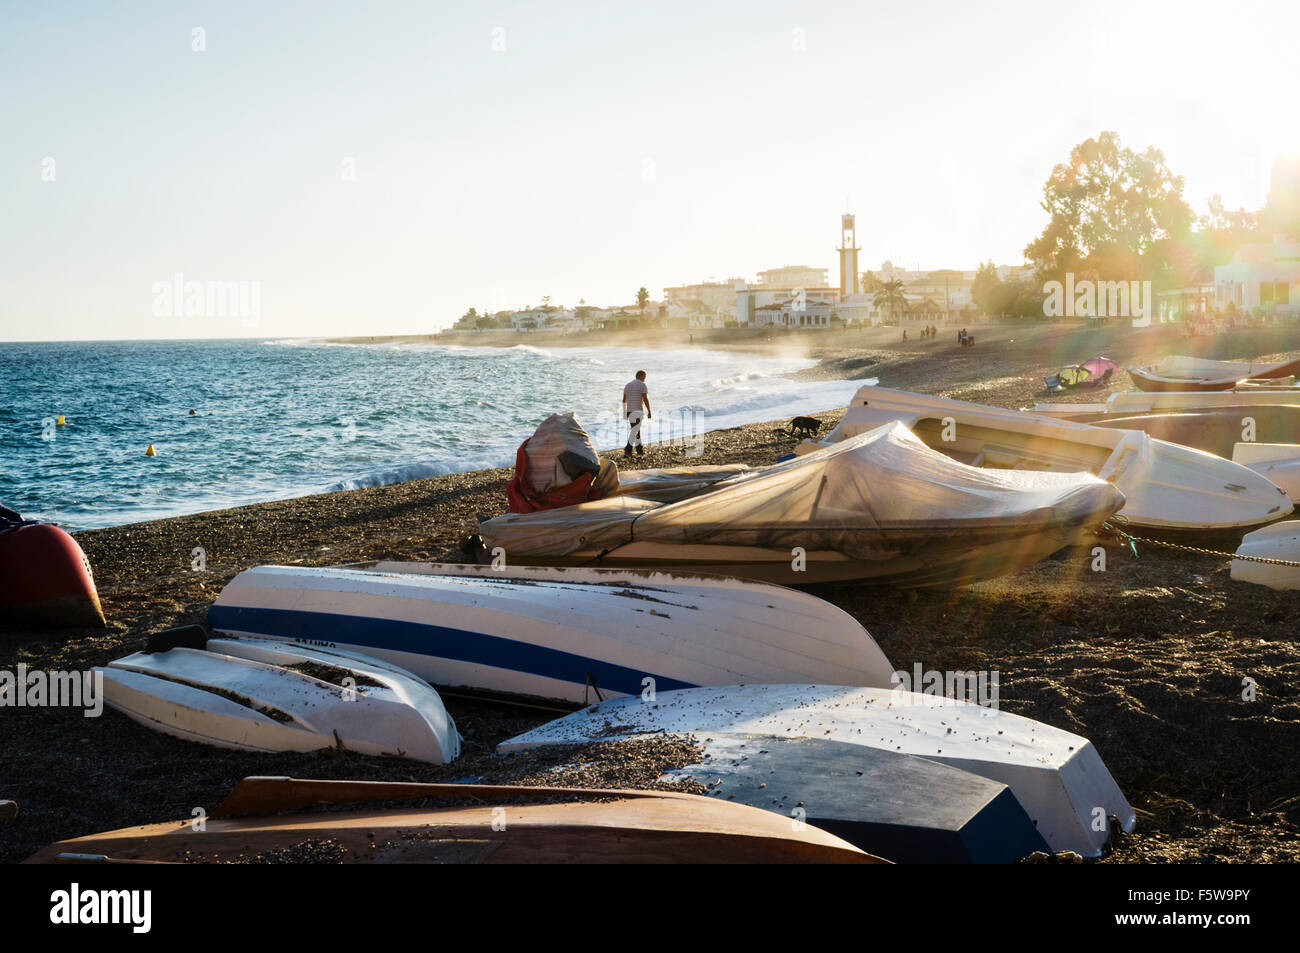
<box><xmin>0</xmin><ymin>338</ymin><xmax>876</xmax><ymax>531</ymax></box>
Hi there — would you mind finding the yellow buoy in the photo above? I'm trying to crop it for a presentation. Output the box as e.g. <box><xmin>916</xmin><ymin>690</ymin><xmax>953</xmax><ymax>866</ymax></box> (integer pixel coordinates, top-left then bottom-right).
<box><xmin>56</xmin><ymin>415</ymin><xmax>65</xmax><ymax>426</ymax></box>
<box><xmin>145</xmin><ymin>444</ymin><xmax>156</xmax><ymax>457</ymax></box>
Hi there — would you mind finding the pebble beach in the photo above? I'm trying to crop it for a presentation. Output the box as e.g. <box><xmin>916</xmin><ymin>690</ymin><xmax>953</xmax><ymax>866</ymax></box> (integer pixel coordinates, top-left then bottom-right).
<box><xmin>3</xmin><ymin>321</ymin><xmax>1299</xmax><ymax>864</ymax></box>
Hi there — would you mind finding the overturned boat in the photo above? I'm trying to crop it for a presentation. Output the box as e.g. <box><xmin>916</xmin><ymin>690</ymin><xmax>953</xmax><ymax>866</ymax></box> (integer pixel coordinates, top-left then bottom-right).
<box><xmin>1231</xmin><ymin>521</ymin><xmax>1300</xmax><ymax>591</ymax></box>
<box><xmin>0</xmin><ymin>518</ymin><xmax>105</xmax><ymax>628</ymax></box>
<box><xmin>501</xmin><ymin>684</ymin><xmax>1136</xmax><ymax>858</ymax></box>
<box><xmin>99</xmin><ymin>633</ymin><xmax>461</xmax><ymax>763</ymax></box>
<box><xmin>514</xmin><ymin>733</ymin><xmax>1051</xmax><ymax>863</ymax></box>
<box><xmin>475</xmin><ymin>421</ymin><xmax>1125</xmax><ymax>588</ymax></box>
<box><xmin>803</xmin><ymin>387</ymin><xmax>1292</xmax><ymax>532</ymax></box>
<box><xmin>209</xmin><ymin>563</ymin><xmax>895</xmax><ymax>704</ymax></box>
<box><xmin>26</xmin><ymin>776</ymin><xmax>878</xmax><ymax>864</ymax></box>
<box><xmin>1127</xmin><ymin>355</ymin><xmax>1300</xmax><ymax>392</ymax></box>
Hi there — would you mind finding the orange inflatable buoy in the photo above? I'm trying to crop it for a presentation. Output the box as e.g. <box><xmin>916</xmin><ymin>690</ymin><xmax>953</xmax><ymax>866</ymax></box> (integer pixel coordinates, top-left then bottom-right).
<box><xmin>145</xmin><ymin>444</ymin><xmax>156</xmax><ymax>456</ymax></box>
<box><xmin>0</xmin><ymin>523</ymin><xmax>106</xmax><ymax>628</ymax></box>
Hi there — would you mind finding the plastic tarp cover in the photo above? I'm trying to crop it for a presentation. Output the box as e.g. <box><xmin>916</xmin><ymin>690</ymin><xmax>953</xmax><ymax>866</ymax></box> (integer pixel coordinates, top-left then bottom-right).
<box><xmin>524</xmin><ymin>413</ymin><xmax>603</xmax><ymax>493</ymax></box>
<box><xmin>613</xmin><ymin>465</ymin><xmax>754</xmax><ymax>503</ymax></box>
<box><xmin>483</xmin><ymin>495</ymin><xmax>658</xmax><ymax>557</ymax></box>
<box><xmin>481</xmin><ymin>422</ymin><xmax>1123</xmax><ymax>561</ymax></box>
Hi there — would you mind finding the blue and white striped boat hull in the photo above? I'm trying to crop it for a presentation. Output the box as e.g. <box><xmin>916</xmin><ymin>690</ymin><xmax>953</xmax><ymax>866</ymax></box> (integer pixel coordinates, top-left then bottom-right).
<box><xmin>208</xmin><ymin>563</ymin><xmax>894</xmax><ymax>705</ymax></box>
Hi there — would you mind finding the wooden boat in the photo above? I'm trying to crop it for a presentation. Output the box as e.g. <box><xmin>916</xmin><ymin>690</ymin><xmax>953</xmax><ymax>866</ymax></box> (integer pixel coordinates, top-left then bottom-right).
<box><xmin>1231</xmin><ymin>521</ymin><xmax>1300</xmax><ymax>591</ymax></box>
<box><xmin>573</xmin><ymin>733</ymin><xmax>1049</xmax><ymax>863</ymax></box>
<box><xmin>99</xmin><ymin>636</ymin><xmax>460</xmax><ymax>763</ymax></box>
<box><xmin>24</xmin><ymin>776</ymin><xmax>880</xmax><ymax>864</ymax></box>
<box><xmin>209</xmin><ymin>563</ymin><xmax>895</xmax><ymax>705</ymax></box>
<box><xmin>502</xmin><ymin>684</ymin><xmax>1136</xmax><ymax>858</ymax></box>
<box><xmin>475</xmin><ymin>422</ymin><xmax>1125</xmax><ymax>588</ymax></box>
<box><xmin>1028</xmin><ymin>389</ymin><xmax>1300</xmax><ymax>417</ymax></box>
<box><xmin>1127</xmin><ymin>355</ymin><xmax>1300</xmax><ymax>392</ymax></box>
<box><xmin>0</xmin><ymin>522</ymin><xmax>105</xmax><ymax>628</ymax></box>
<box><xmin>804</xmin><ymin>387</ymin><xmax>1292</xmax><ymax>532</ymax></box>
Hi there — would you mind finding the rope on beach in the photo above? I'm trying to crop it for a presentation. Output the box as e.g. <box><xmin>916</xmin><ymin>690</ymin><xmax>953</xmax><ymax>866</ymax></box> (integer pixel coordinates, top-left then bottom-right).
<box><xmin>1100</xmin><ymin>520</ymin><xmax>1300</xmax><ymax>567</ymax></box>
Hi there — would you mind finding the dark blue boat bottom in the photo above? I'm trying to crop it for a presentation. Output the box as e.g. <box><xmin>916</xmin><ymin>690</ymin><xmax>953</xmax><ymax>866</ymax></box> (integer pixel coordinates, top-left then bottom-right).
<box><xmin>677</xmin><ymin>734</ymin><xmax>1049</xmax><ymax>864</ymax></box>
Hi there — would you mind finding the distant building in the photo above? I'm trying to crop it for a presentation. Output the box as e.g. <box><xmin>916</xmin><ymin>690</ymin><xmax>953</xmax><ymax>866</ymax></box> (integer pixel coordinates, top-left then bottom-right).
<box><xmin>835</xmin><ymin>293</ymin><xmax>883</xmax><ymax>326</ymax></box>
<box><xmin>756</xmin><ymin>265</ymin><xmax>829</xmax><ymax>290</ymax></box>
<box><xmin>904</xmin><ymin>271</ymin><xmax>974</xmax><ymax>313</ymax></box>
<box><xmin>1215</xmin><ymin>238</ymin><xmax>1300</xmax><ymax>317</ymax></box>
<box><xmin>511</xmin><ymin>306</ymin><xmax>574</xmax><ymax>331</ymax></box>
<box><xmin>751</xmin><ymin>298</ymin><xmax>835</xmax><ymax>329</ymax></box>
<box><xmin>735</xmin><ymin>285</ymin><xmax>839</xmax><ymax>328</ymax></box>
<box><xmin>663</xmin><ymin>280</ymin><xmax>742</xmax><ymax>314</ymax></box>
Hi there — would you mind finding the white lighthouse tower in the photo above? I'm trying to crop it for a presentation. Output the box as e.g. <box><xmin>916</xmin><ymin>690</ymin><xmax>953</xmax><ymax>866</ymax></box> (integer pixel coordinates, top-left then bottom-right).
<box><xmin>838</xmin><ymin>214</ymin><xmax>860</xmax><ymax>297</ymax></box>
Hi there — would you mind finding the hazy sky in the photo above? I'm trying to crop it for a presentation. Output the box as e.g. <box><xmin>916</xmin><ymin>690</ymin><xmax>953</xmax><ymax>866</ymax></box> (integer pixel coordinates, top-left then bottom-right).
<box><xmin>3</xmin><ymin>0</ymin><xmax>1297</xmax><ymax>341</ymax></box>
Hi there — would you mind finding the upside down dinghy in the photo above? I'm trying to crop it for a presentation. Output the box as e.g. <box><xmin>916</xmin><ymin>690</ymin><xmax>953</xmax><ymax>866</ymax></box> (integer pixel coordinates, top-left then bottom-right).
<box><xmin>515</xmin><ymin>732</ymin><xmax>1051</xmax><ymax>863</ymax></box>
<box><xmin>0</xmin><ymin>517</ymin><xmax>105</xmax><ymax>628</ymax></box>
<box><xmin>1231</xmin><ymin>521</ymin><xmax>1300</xmax><ymax>591</ymax></box>
<box><xmin>99</xmin><ymin>634</ymin><xmax>460</xmax><ymax>763</ymax></box>
<box><xmin>209</xmin><ymin>563</ymin><xmax>895</xmax><ymax>704</ymax></box>
<box><xmin>25</xmin><ymin>776</ymin><xmax>879</xmax><ymax>864</ymax></box>
<box><xmin>502</xmin><ymin>684</ymin><xmax>1136</xmax><ymax>858</ymax></box>
<box><xmin>802</xmin><ymin>387</ymin><xmax>1292</xmax><ymax>532</ymax></box>
<box><xmin>475</xmin><ymin>422</ymin><xmax>1125</xmax><ymax>587</ymax></box>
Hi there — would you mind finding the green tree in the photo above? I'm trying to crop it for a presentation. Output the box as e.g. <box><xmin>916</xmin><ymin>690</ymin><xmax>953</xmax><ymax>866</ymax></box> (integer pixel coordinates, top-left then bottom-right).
<box><xmin>1025</xmin><ymin>131</ymin><xmax>1195</xmax><ymax>282</ymax></box>
<box><xmin>971</xmin><ymin>261</ymin><xmax>1000</xmax><ymax>314</ymax></box>
<box><xmin>636</xmin><ymin>287</ymin><xmax>650</xmax><ymax>327</ymax></box>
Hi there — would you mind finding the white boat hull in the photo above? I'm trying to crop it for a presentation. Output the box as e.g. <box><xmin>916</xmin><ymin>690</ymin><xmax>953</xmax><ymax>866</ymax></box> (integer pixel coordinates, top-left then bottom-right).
<box><xmin>209</xmin><ymin>564</ymin><xmax>895</xmax><ymax>705</ymax></box>
<box><xmin>1030</xmin><ymin>390</ymin><xmax>1300</xmax><ymax>416</ymax></box>
<box><xmin>1231</xmin><ymin>521</ymin><xmax>1300</xmax><ymax>590</ymax></box>
<box><xmin>1233</xmin><ymin>443</ymin><xmax>1300</xmax><ymax>502</ymax></box>
<box><xmin>99</xmin><ymin>638</ymin><xmax>460</xmax><ymax>763</ymax></box>
<box><xmin>501</xmin><ymin>684</ymin><xmax>1136</xmax><ymax>858</ymax></box>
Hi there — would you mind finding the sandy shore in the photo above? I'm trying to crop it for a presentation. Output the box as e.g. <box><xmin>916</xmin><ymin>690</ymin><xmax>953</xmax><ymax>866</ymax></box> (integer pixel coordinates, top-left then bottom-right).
<box><xmin>3</xmin><ymin>321</ymin><xmax>1299</xmax><ymax>863</ymax></box>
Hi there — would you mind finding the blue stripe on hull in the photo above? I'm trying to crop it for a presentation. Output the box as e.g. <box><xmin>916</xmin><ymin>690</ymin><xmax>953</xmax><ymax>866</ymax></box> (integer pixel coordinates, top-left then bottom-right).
<box><xmin>207</xmin><ymin>604</ymin><xmax>696</xmax><ymax>697</ymax></box>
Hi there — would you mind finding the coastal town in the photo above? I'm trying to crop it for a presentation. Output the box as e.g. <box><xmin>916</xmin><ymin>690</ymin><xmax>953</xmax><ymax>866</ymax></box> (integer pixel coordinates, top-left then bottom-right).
<box><xmin>448</xmin><ymin>147</ymin><xmax>1300</xmax><ymax>337</ymax></box>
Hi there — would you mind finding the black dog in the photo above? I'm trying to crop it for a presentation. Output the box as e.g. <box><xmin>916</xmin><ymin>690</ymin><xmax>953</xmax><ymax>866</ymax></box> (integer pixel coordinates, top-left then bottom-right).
<box><xmin>788</xmin><ymin>415</ymin><xmax>822</xmax><ymax>438</ymax></box>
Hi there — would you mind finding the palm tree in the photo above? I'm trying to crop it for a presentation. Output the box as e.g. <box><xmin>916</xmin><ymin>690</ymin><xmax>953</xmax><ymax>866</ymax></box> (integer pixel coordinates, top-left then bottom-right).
<box><xmin>873</xmin><ymin>279</ymin><xmax>907</xmax><ymax>324</ymax></box>
<box><xmin>636</xmin><ymin>287</ymin><xmax>649</xmax><ymax>326</ymax></box>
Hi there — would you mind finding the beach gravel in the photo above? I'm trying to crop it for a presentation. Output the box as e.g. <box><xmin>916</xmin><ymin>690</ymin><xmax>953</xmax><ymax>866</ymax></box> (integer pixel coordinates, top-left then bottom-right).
<box><xmin>2</xmin><ymin>322</ymin><xmax>1299</xmax><ymax>863</ymax></box>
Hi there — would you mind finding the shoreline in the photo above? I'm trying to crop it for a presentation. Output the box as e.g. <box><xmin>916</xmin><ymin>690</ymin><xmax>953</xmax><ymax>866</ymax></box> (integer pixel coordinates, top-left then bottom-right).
<box><xmin>3</xmin><ymin>321</ymin><xmax>1300</xmax><ymax>863</ymax></box>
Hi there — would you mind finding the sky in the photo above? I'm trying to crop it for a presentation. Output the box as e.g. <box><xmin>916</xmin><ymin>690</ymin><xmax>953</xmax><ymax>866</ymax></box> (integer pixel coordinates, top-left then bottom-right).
<box><xmin>2</xmin><ymin>0</ymin><xmax>1298</xmax><ymax>341</ymax></box>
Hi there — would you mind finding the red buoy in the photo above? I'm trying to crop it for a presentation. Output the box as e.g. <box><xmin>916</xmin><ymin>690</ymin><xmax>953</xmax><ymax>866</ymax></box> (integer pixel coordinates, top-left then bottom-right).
<box><xmin>0</xmin><ymin>523</ymin><xmax>106</xmax><ymax>628</ymax></box>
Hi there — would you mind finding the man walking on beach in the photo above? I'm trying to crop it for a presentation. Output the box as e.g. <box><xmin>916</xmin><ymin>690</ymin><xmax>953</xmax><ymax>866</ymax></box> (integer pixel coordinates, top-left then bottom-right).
<box><xmin>623</xmin><ymin>370</ymin><xmax>651</xmax><ymax>457</ymax></box>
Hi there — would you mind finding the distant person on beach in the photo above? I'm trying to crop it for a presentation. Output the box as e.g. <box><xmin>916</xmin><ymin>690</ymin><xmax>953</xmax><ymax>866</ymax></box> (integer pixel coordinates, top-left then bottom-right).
<box><xmin>623</xmin><ymin>370</ymin><xmax>651</xmax><ymax>457</ymax></box>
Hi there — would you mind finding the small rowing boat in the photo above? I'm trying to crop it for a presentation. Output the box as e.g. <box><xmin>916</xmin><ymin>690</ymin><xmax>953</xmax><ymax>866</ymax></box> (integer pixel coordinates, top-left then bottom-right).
<box><xmin>99</xmin><ymin>633</ymin><xmax>460</xmax><ymax>763</ymax></box>
<box><xmin>209</xmin><ymin>563</ymin><xmax>895</xmax><ymax>704</ymax></box>
<box><xmin>1127</xmin><ymin>355</ymin><xmax>1300</xmax><ymax>392</ymax></box>
<box><xmin>502</xmin><ymin>684</ymin><xmax>1136</xmax><ymax>857</ymax></box>
<box><xmin>24</xmin><ymin>776</ymin><xmax>881</xmax><ymax>864</ymax></box>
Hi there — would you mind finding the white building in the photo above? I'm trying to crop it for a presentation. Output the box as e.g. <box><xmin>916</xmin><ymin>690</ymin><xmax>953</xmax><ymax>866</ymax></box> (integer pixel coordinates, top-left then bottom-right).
<box><xmin>510</xmin><ymin>307</ymin><xmax>575</xmax><ymax>331</ymax></box>
<box><xmin>735</xmin><ymin>285</ymin><xmax>839</xmax><ymax>327</ymax></box>
<box><xmin>835</xmin><ymin>293</ymin><xmax>884</xmax><ymax>325</ymax></box>
<box><xmin>1215</xmin><ymin>238</ymin><xmax>1300</xmax><ymax>316</ymax></box>
<box><xmin>756</xmin><ymin>265</ymin><xmax>829</xmax><ymax>289</ymax></box>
